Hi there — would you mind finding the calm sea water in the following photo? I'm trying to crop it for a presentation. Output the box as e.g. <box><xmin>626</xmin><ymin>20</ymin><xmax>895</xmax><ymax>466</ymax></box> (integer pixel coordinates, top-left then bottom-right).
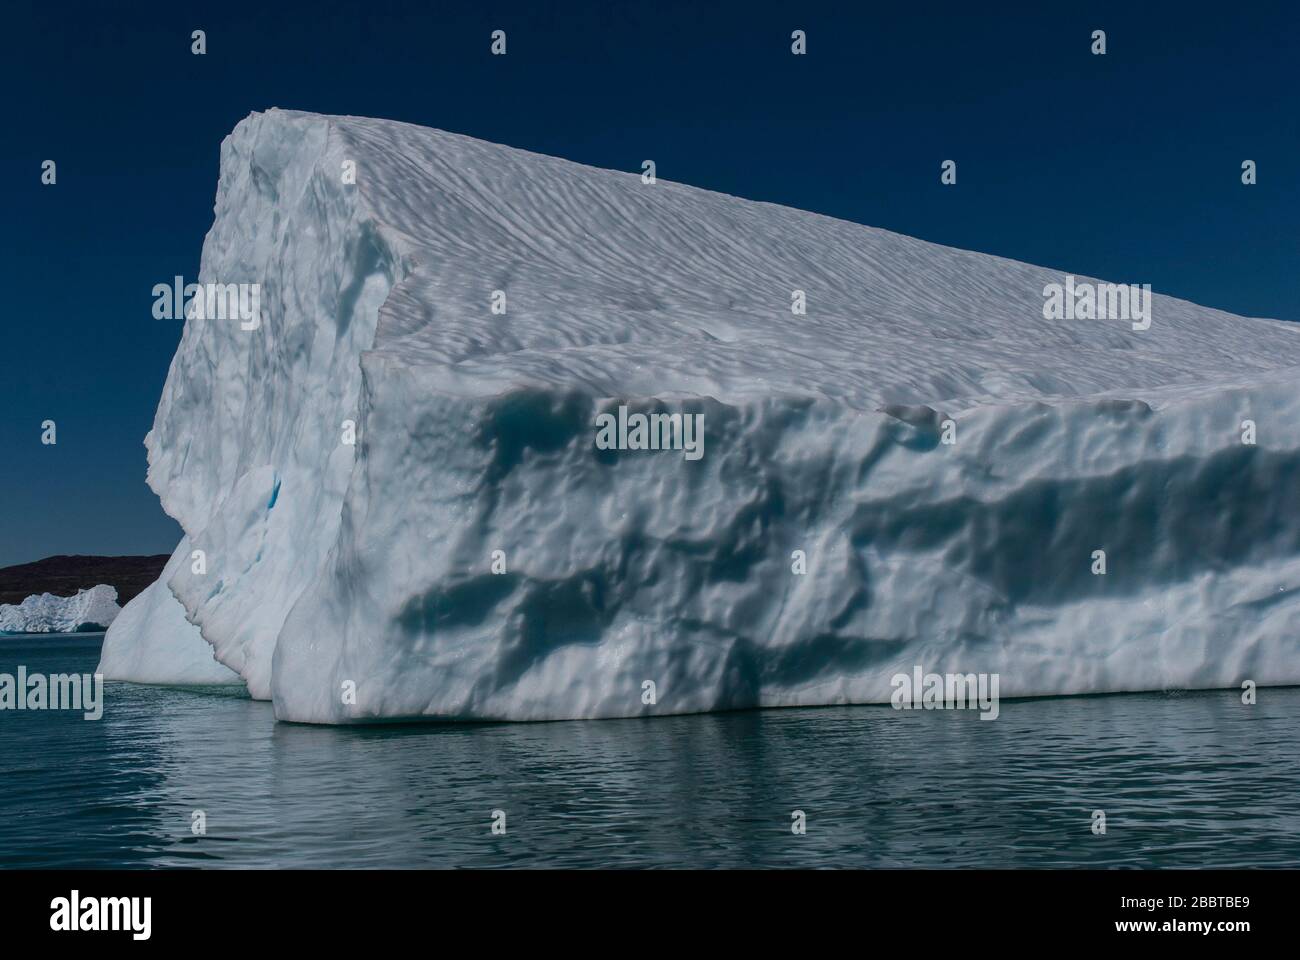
<box><xmin>2</xmin><ymin>632</ymin><xmax>1298</xmax><ymax>869</ymax></box>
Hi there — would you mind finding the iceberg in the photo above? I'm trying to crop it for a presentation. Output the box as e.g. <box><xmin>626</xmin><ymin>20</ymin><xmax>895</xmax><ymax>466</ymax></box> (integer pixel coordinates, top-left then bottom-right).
<box><xmin>98</xmin><ymin>539</ymin><xmax>239</xmax><ymax>684</ymax></box>
<box><xmin>101</xmin><ymin>109</ymin><xmax>1300</xmax><ymax>722</ymax></box>
<box><xmin>1</xmin><ymin>585</ymin><xmax>121</xmax><ymax>634</ymax></box>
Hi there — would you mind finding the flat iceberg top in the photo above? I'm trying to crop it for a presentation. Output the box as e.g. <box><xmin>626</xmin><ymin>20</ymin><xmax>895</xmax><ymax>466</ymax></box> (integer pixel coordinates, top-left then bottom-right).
<box><xmin>275</xmin><ymin>108</ymin><xmax>1300</xmax><ymax>411</ymax></box>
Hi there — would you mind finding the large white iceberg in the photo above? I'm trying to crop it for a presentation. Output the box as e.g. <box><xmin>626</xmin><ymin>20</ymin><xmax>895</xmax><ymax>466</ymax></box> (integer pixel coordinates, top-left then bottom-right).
<box><xmin>1</xmin><ymin>585</ymin><xmax>121</xmax><ymax>634</ymax></box>
<box><xmin>101</xmin><ymin>109</ymin><xmax>1300</xmax><ymax>722</ymax></box>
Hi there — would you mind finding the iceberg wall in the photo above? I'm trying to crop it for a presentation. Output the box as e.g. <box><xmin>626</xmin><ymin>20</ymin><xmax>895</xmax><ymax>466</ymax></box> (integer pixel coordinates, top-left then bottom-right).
<box><xmin>98</xmin><ymin>539</ymin><xmax>238</xmax><ymax>683</ymax></box>
<box><xmin>103</xmin><ymin>109</ymin><xmax>1300</xmax><ymax>722</ymax></box>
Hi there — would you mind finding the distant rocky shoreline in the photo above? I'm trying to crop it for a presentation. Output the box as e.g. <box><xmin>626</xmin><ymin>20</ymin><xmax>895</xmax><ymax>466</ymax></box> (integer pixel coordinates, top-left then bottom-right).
<box><xmin>0</xmin><ymin>555</ymin><xmax>168</xmax><ymax>607</ymax></box>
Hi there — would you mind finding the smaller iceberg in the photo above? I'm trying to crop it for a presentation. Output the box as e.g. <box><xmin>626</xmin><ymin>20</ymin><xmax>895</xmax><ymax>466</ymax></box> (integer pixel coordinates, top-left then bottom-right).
<box><xmin>0</xmin><ymin>585</ymin><xmax>122</xmax><ymax>634</ymax></box>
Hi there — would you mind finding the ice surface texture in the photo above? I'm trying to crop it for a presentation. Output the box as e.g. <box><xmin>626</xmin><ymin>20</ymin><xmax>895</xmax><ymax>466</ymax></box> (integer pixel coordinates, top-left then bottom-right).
<box><xmin>2</xmin><ymin>585</ymin><xmax>121</xmax><ymax>634</ymax></box>
<box><xmin>100</xmin><ymin>109</ymin><xmax>1300</xmax><ymax>721</ymax></box>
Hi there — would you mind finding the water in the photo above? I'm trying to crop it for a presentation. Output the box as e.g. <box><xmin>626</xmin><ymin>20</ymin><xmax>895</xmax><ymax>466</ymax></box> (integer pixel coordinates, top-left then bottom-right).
<box><xmin>2</xmin><ymin>632</ymin><xmax>1298</xmax><ymax>868</ymax></box>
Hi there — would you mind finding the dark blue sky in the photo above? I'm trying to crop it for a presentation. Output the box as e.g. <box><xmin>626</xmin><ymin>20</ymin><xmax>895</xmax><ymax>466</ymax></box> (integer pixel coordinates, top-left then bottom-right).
<box><xmin>3</xmin><ymin>0</ymin><xmax>1297</xmax><ymax>567</ymax></box>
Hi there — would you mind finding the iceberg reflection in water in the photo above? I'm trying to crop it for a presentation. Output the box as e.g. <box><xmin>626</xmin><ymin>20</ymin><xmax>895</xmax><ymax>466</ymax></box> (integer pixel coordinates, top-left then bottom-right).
<box><xmin>4</xmin><ymin>634</ymin><xmax>1300</xmax><ymax>868</ymax></box>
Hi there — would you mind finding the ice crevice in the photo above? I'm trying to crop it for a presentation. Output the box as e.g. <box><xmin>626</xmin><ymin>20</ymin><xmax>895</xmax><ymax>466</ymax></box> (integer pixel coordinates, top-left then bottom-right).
<box><xmin>101</xmin><ymin>109</ymin><xmax>1300</xmax><ymax>722</ymax></box>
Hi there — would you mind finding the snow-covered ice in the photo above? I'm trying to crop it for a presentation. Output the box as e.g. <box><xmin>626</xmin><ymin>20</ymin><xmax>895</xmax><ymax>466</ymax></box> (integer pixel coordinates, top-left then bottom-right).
<box><xmin>100</xmin><ymin>109</ymin><xmax>1300</xmax><ymax>722</ymax></box>
<box><xmin>2</xmin><ymin>585</ymin><xmax>121</xmax><ymax>634</ymax></box>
